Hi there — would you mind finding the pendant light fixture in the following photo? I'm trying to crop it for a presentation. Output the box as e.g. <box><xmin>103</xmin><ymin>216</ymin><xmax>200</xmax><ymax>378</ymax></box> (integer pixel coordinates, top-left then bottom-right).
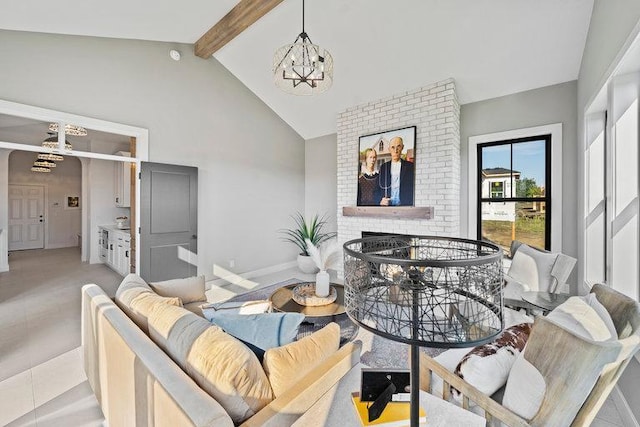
<box><xmin>31</xmin><ymin>166</ymin><xmax>51</xmax><ymax>173</ymax></box>
<box><xmin>33</xmin><ymin>159</ymin><xmax>57</xmax><ymax>168</ymax></box>
<box><xmin>273</xmin><ymin>0</ymin><xmax>333</xmax><ymax>95</ymax></box>
<box><xmin>37</xmin><ymin>152</ymin><xmax>64</xmax><ymax>162</ymax></box>
<box><xmin>42</xmin><ymin>132</ymin><xmax>72</xmax><ymax>151</ymax></box>
<box><xmin>48</xmin><ymin>123</ymin><xmax>87</xmax><ymax>136</ymax></box>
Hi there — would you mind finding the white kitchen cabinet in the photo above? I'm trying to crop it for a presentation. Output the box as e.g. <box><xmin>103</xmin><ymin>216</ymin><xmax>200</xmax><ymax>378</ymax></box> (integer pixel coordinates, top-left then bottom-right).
<box><xmin>99</xmin><ymin>225</ymin><xmax>131</xmax><ymax>276</ymax></box>
<box><xmin>114</xmin><ymin>151</ymin><xmax>131</xmax><ymax>207</ymax></box>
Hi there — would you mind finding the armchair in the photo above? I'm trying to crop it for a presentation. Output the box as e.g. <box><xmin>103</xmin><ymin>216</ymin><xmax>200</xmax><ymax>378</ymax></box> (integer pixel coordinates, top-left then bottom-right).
<box><xmin>503</xmin><ymin>240</ymin><xmax>576</xmax><ymax>300</ymax></box>
<box><xmin>419</xmin><ymin>284</ymin><xmax>640</xmax><ymax>426</ymax></box>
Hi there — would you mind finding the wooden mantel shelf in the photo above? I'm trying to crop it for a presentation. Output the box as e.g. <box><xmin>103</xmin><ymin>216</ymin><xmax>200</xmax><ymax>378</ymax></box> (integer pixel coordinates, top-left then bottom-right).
<box><xmin>342</xmin><ymin>206</ymin><xmax>434</xmax><ymax>219</ymax></box>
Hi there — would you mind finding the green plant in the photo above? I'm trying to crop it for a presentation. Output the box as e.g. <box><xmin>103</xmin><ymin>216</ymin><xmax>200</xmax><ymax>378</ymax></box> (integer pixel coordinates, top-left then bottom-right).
<box><xmin>280</xmin><ymin>213</ymin><xmax>337</xmax><ymax>256</ymax></box>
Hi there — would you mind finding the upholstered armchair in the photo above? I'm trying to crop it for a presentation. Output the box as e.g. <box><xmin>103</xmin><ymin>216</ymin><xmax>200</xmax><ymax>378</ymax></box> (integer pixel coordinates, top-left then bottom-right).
<box><xmin>419</xmin><ymin>284</ymin><xmax>640</xmax><ymax>427</ymax></box>
<box><xmin>503</xmin><ymin>240</ymin><xmax>577</xmax><ymax>300</ymax></box>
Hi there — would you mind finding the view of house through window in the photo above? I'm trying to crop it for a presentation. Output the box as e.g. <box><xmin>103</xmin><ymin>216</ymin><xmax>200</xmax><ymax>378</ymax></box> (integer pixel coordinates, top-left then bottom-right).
<box><xmin>478</xmin><ymin>136</ymin><xmax>551</xmax><ymax>254</ymax></box>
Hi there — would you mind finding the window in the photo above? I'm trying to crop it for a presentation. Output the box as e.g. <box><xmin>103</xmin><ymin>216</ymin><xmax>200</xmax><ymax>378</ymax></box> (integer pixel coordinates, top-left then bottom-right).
<box><xmin>468</xmin><ymin>123</ymin><xmax>562</xmax><ymax>254</ymax></box>
<box><xmin>477</xmin><ymin>136</ymin><xmax>551</xmax><ymax>254</ymax></box>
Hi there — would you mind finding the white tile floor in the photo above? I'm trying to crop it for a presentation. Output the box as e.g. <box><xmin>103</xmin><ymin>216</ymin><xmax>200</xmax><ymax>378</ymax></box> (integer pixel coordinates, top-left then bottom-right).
<box><xmin>0</xmin><ymin>248</ymin><xmax>630</xmax><ymax>426</ymax></box>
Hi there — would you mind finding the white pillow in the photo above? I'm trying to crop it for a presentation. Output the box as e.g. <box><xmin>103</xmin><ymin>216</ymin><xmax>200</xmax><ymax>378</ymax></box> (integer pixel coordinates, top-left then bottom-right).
<box><xmin>150</xmin><ymin>275</ymin><xmax>207</xmax><ymax>304</ymax></box>
<box><xmin>453</xmin><ymin>323</ymin><xmax>532</xmax><ymax>399</ymax></box>
<box><xmin>547</xmin><ymin>294</ymin><xmax>617</xmax><ymax>341</ymax></box>
<box><xmin>507</xmin><ymin>245</ymin><xmax>557</xmax><ymax>291</ymax></box>
<box><xmin>502</xmin><ymin>353</ymin><xmax>546</xmax><ymax>419</ymax></box>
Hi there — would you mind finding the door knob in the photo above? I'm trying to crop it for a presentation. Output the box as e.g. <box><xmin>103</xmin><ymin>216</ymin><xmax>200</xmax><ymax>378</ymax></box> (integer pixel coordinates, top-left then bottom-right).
<box><xmin>192</xmin><ymin>235</ymin><xmax>197</xmax><ymax>239</ymax></box>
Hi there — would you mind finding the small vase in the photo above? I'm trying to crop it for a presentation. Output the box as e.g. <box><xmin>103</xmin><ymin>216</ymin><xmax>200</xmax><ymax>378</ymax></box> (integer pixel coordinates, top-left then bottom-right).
<box><xmin>315</xmin><ymin>270</ymin><xmax>330</xmax><ymax>297</ymax></box>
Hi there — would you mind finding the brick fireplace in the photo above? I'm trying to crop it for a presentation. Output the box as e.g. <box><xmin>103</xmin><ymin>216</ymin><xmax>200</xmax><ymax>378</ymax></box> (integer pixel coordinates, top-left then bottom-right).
<box><xmin>337</xmin><ymin>78</ymin><xmax>461</xmax><ymax>278</ymax></box>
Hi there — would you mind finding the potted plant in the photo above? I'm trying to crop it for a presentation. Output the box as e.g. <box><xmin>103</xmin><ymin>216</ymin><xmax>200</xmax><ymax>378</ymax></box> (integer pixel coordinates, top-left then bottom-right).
<box><xmin>280</xmin><ymin>213</ymin><xmax>337</xmax><ymax>273</ymax></box>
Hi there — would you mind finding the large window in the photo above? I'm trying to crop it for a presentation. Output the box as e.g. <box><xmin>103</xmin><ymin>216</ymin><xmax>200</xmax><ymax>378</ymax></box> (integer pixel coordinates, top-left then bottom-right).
<box><xmin>477</xmin><ymin>136</ymin><xmax>551</xmax><ymax>254</ymax></box>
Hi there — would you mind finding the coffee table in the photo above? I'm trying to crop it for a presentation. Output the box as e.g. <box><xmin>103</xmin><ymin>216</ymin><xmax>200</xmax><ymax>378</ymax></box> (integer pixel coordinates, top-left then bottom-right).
<box><xmin>522</xmin><ymin>291</ymin><xmax>570</xmax><ymax>314</ymax></box>
<box><xmin>270</xmin><ymin>283</ymin><xmax>358</xmax><ymax>344</ymax></box>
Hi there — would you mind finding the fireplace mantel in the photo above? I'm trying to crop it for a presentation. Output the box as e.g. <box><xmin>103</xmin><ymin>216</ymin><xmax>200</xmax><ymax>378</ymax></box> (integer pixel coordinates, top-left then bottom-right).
<box><xmin>342</xmin><ymin>206</ymin><xmax>433</xmax><ymax>220</ymax></box>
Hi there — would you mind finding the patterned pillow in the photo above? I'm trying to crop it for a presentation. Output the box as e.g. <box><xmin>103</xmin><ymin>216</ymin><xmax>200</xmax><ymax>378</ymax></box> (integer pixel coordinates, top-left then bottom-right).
<box><xmin>453</xmin><ymin>323</ymin><xmax>532</xmax><ymax>398</ymax></box>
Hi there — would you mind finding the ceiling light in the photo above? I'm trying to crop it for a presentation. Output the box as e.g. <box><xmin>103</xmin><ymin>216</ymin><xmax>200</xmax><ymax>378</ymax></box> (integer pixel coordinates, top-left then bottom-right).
<box><xmin>37</xmin><ymin>152</ymin><xmax>64</xmax><ymax>162</ymax></box>
<box><xmin>42</xmin><ymin>133</ymin><xmax>73</xmax><ymax>150</ymax></box>
<box><xmin>31</xmin><ymin>166</ymin><xmax>51</xmax><ymax>173</ymax></box>
<box><xmin>273</xmin><ymin>0</ymin><xmax>333</xmax><ymax>95</ymax></box>
<box><xmin>48</xmin><ymin>123</ymin><xmax>87</xmax><ymax>136</ymax></box>
<box><xmin>34</xmin><ymin>159</ymin><xmax>56</xmax><ymax>168</ymax></box>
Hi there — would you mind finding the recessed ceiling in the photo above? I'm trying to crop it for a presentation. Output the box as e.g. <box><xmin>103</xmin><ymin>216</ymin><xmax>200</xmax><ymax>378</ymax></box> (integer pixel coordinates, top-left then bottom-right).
<box><xmin>0</xmin><ymin>0</ymin><xmax>594</xmax><ymax>139</ymax></box>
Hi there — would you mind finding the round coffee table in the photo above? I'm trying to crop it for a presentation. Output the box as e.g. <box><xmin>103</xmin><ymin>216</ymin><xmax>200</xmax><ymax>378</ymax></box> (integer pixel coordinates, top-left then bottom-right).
<box><xmin>270</xmin><ymin>283</ymin><xmax>358</xmax><ymax>344</ymax></box>
<box><xmin>522</xmin><ymin>291</ymin><xmax>570</xmax><ymax>314</ymax></box>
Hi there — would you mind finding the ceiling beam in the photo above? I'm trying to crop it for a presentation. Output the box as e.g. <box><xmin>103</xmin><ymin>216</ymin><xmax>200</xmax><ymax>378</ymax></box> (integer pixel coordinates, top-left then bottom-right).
<box><xmin>195</xmin><ymin>0</ymin><xmax>285</xmax><ymax>58</ymax></box>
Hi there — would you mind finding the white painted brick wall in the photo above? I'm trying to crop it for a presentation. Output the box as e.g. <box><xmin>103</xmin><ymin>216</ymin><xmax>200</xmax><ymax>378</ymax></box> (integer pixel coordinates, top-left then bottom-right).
<box><xmin>337</xmin><ymin>78</ymin><xmax>461</xmax><ymax>278</ymax></box>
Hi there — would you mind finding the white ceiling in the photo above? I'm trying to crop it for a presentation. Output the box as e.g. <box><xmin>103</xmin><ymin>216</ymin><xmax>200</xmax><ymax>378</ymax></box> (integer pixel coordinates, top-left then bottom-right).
<box><xmin>0</xmin><ymin>0</ymin><xmax>594</xmax><ymax>139</ymax></box>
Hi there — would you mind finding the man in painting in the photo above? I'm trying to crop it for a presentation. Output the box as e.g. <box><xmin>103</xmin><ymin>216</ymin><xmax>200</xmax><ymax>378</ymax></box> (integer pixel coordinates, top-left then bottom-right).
<box><xmin>379</xmin><ymin>136</ymin><xmax>414</xmax><ymax>206</ymax></box>
<box><xmin>357</xmin><ymin>148</ymin><xmax>382</xmax><ymax>205</ymax></box>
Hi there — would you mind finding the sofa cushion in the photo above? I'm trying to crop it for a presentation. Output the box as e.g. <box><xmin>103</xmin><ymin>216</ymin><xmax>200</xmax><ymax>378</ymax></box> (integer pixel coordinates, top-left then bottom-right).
<box><xmin>547</xmin><ymin>294</ymin><xmax>617</xmax><ymax>341</ymax></box>
<box><xmin>507</xmin><ymin>244</ymin><xmax>557</xmax><ymax>291</ymax></box>
<box><xmin>150</xmin><ymin>275</ymin><xmax>207</xmax><ymax>304</ymax></box>
<box><xmin>114</xmin><ymin>273</ymin><xmax>161</xmax><ymax>332</ymax></box>
<box><xmin>502</xmin><ymin>352</ymin><xmax>546</xmax><ymax>420</ymax></box>
<box><xmin>453</xmin><ymin>323</ymin><xmax>532</xmax><ymax>399</ymax></box>
<box><xmin>205</xmin><ymin>312</ymin><xmax>305</xmax><ymax>360</ymax></box>
<box><xmin>263</xmin><ymin>323</ymin><xmax>340</xmax><ymax>397</ymax></box>
<box><xmin>147</xmin><ymin>303</ymin><xmax>274</xmax><ymax>424</ymax></box>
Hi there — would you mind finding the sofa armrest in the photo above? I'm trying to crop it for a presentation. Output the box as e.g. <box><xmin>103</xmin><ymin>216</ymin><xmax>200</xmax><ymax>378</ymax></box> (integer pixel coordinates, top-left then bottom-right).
<box><xmin>419</xmin><ymin>351</ymin><xmax>530</xmax><ymax>427</ymax></box>
<box><xmin>240</xmin><ymin>341</ymin><xmax>362</xmax><ymax>427</ymax></box>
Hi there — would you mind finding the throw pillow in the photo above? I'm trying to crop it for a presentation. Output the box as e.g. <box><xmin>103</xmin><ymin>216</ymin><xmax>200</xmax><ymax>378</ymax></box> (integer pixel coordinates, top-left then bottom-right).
<box><xmin>546</xmin><ymin>294</ymin><xmax>617</xmax><ymax>341</ymax></box>
<box><xmin>147</xmin><ymin>303</ymin><xmax>274</xmax><ymax>424</ymax></box>
<box><xmin>150</xmin><ymin>275</ymin><xmax>207</xmax><ymax>304</ymax></box>
<box><xmin>128</xmin><ymin>292</ymin><xmax>183</xmax><ymax>334</ymax></box>
<box><xmin>453</xmin><ymin>323</ymin><xmax>532</xmax><ymax>399</ymax></box>
<box><xmin>201</xmin><ymin>299</ymin><xmax>273</xmax><ymax>315</ymax></box>
<box><xmin>204</xmin><ymin>312</ymin><xmax>305</xmax><ymax>360</ymax></box>
<box><xmin>502</xmin><ymin>352</ymin><xmax>546</xmax><ymax>420</ymax></box>
<box><xmin>263</xmin><ymin>322</ymin><xmax>340</xmax><ymax>397</ymax></box>
<box><xmin>507</xmin><ymin>244</ymin><xmax>557</xmax><ymax>291</ymax></box>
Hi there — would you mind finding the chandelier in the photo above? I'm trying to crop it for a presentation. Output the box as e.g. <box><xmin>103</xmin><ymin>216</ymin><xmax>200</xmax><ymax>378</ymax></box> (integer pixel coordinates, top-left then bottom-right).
<box><xmin>273</xmin><ymin>0</ymin><xmax>333</xmax><ymax>95</ymax></box>
<box><xmin>33</xmin><ymin>159</ymin><xmax>56</xmax><ymax>168</ymax></box>
<box><xmin>42</xmin><ymin>133</ymin><xmax>73</xmax><ymax>150</ymax></box>
<box><xmin>48</xmin><ymin>123</ymin><xmax>87</xmax><ymax>136</ymax></box>
<box><xmin>37</xmin><ymin>152</ymin><xmax>64</xmax><ymax>162</ymax></box>
<box><xmin>31</xmin><ymin>166</ymin><xmax>51</xmax><ymax>173</ymax></box>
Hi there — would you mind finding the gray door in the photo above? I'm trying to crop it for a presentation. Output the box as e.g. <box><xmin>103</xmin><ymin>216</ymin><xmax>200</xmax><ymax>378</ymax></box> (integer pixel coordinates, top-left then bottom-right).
<box><xmin>140</xmin><ymin>162</ymin><xmax>198</xmax><ymax>282</ymax></box>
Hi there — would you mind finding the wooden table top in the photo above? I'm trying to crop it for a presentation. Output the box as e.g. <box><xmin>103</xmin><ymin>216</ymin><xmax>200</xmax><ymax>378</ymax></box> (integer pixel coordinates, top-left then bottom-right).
<box><xmin>270</xmin><ymin>283</ymin><xmax>346</xmax><ymax>317</ymax></box>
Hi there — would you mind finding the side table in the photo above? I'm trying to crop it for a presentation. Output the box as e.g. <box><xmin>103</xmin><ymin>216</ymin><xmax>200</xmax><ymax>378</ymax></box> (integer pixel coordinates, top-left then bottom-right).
<box><xmin>270</xmin><ymin>283</ymin><xmax>358</xmax><ymax>345</ymax></box>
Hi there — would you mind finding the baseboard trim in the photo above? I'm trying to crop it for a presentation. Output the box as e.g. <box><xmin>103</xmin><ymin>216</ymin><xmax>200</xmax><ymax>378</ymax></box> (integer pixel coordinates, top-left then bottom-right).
<box><xmin>611</xmin><ymin>385</ymin><xmax>640</xmax><ymax>427</ymax></box>
<box><xmin>0</xmin><ymin>264</ymin><xmax>8</xmax><ymax>272</ymax></box>
<box><xmin>208</xmin><ymin>261</ymin><xmax>298</xmax><ymax>288</ymax></box>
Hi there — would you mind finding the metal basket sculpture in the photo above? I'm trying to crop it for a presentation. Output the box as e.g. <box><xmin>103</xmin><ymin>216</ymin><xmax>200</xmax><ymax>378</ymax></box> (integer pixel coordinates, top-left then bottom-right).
<box><xmin>343</xmin><ymin>235</ymin><xmax>504</xmax><ymax>348</ymax></box>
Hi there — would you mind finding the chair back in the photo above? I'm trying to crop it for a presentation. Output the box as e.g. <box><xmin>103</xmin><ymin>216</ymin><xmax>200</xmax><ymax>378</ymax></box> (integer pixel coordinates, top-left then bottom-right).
<box><xmin>571</xmin><ymin>284</ymin><xmax>640</xmax><ymax>426</ymax></box>
<box><xmin>508</xmin><ymin>240</ymin><xmax>576</xmax><ymax>293</ymax></box>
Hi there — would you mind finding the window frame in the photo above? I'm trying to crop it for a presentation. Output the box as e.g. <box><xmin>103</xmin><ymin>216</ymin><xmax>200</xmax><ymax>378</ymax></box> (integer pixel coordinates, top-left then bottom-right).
<box><xmin>468</xmin><ymin>123</ymin><xmax>563</xmax><ymax>252</ymax></box>
<box><xmin>476</xmin><ymin>134</ymin><xmax>552</xmax><ymax>250</ymax></box>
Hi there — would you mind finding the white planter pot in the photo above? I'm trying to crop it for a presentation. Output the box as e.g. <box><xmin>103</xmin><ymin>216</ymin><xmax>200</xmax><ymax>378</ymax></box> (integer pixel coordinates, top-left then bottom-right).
<box><xmin>297</xmin><ymin>254</ymin><xmax>320</xmax><ymax>274</ymax></box>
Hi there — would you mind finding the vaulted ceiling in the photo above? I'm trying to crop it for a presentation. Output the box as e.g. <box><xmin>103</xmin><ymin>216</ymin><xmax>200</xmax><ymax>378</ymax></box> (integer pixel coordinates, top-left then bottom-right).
<box><xmin>0</xmin><ymin>0</ymin><xmax>594</xmax><ymax>139</ymax></box>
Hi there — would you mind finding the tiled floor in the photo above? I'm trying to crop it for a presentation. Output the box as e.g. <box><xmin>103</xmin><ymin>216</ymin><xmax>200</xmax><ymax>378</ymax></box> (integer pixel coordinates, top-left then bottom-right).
<box><xmin>0</xmin><ymin>248</ymin><xmax>631</xmax><ymax>426</ymax></box>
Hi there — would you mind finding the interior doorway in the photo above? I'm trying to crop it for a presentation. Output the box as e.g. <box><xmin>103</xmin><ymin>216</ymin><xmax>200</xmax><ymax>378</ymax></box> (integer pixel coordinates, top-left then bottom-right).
<box><xmin>8</xmin><ymin>184</ymin><xmax>45</xmax><ymax>250</ymax></box>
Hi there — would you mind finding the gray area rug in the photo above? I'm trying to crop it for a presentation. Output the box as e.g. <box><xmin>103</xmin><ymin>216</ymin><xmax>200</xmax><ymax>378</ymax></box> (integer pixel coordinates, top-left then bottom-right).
<box><xmin>225</xmin><ymin>278</ymin><xmax>443</xmax><ymax>369</ymax></box>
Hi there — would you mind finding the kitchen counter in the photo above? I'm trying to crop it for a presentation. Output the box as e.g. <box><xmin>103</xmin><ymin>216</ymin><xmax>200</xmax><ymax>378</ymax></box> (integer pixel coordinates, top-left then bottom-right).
<box><xmin>99</xmin><ymin>226</ymin><xmax>132</xmax><ymax>276</ymax></box>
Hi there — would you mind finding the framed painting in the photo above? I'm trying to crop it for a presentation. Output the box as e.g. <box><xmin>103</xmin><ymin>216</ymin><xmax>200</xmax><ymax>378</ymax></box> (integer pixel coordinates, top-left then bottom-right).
<box><xmin>357</xmin><ymin>126</ymin><xmax>416</xmax><ymax>206</ymax></box>
<box><xmin>64</xmin><ymin>195</ymin><xmax>80</xmax><ymax>210</ymax></box>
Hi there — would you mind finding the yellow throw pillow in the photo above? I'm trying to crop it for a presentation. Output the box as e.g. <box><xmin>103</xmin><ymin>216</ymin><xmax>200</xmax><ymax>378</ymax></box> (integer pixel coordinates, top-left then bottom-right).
<box><xmin>127</xmin><ymin>290</ymin><xmax>182</xmax><ymax>333</ymax></box>
<box><xmin>262</xmin><ymin>323</ymin><xmax>340</xmax><ymax>397</ymax></box>
<box><xmin>147</xmin><ymin>303</ymin><xmax>274</xmax><ymax>424</ymax></box>
<box><xmin>150</xmin><ymin>275</ymin><xmax>207</xmax><ymax>304</ymax></box>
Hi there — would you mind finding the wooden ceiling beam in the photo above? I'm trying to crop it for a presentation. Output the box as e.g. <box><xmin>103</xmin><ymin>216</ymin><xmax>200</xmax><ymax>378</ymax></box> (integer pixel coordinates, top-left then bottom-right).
<box><xmin>194</xmin><ymin>0</ymin><xmax>285</xmax><ymax>58</ymax></box>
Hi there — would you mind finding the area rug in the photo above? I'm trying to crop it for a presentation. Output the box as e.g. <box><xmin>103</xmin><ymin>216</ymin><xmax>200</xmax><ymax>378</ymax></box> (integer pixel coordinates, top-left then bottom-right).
<box><xmin>224</xmin><ymin>278</ymin><xmax>443</xmax><ymax>369</ymax></box>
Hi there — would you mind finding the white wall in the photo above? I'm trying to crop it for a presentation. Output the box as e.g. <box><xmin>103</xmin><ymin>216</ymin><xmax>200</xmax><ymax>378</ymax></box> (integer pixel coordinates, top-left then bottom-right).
<box><xmin>0</xmin><ymin>150</ymin><xmax>9</xmax><ymax>271</ymax></box>
<box><xmin>577</xmin><ymin>1</ymin><xmax>640</xmax><ymax>421</ymax></box>
<box><xmin>8</xmin><ymin>151</ymin><xmax>82</xmax><ymax>249</ymax></box>
<box><xmin>0</xmin><ymin>29</ymin><xmax>305</xmax><ymax>279</ymax></box>
<box><xmin>305</xmin><ymin>134</ymin><xmax>337</xmax><ymax>234</ymax></box>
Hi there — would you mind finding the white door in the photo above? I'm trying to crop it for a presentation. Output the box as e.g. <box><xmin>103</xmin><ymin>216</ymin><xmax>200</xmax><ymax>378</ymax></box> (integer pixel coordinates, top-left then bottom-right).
<box><xmin>8</xmin><ymin>185</ymin><xmax>45</xmax><ymax>251</ymax></box>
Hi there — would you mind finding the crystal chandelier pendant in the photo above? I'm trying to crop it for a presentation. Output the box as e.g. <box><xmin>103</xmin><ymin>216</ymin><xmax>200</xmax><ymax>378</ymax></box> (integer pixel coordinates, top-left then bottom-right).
<box><xmin>273</xmin><ymin>0</ymin><xmax>333</xmax><ymax>95</ymax></box>
<box><xmin>42</xmin><ymin>133</ymin><xmax>73</xmax><ymax>151</ymax></box>
<box><xmin>37</xmin><ymin>152</ymin><xmax>64</xmax><ymax>162</ymax></box>
<box><xmin>31</xmin><ymin>166</ymin><xmax>51</xmax><ymax>173</ymax></box>
<box><xmin>33</xmin><ymin>159</ymin><xmax>56</xmax><ymax>168</ymax></box>
<box><xmin>48</xmin><ymin>123</ymin><xmax>87</xmax><ymax>136</ymax></box>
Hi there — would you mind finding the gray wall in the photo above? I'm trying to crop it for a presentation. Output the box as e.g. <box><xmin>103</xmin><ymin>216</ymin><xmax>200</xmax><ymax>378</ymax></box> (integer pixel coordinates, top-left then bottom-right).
<box><xmin>460</xmin><ymin>81</ymin><xmax>578</xmax><ymax>281</ymax></box>
<box><xmin>0</xmin><ymin>29</ymin><xmax>305</xmax><ymax>279</ymax></box>
<box><xmin>577</xmin><ymin>1</ymin><xmax>640</xmax><ymax>421</ymax></box>
<box><xmin>305</xmin><ymin>134</ymin><xmax>337</xmax><ymax>234</ymax></box>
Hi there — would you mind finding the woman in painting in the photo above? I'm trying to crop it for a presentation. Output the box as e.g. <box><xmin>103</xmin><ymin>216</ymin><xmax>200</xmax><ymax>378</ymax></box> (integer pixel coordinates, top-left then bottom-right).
<box><xmin>357</xmin><ymin>148</ymin><xmax>382</xmax><ymax>205</ymax></box>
